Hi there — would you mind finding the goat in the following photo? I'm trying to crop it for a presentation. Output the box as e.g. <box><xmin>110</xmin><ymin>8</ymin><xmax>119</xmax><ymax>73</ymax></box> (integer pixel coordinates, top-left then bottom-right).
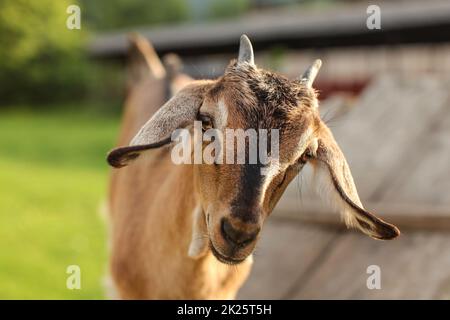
<box><xmin>106</xmin><ymin>35</ymin><xmax>400</xmax><ymax>299</ymax></box>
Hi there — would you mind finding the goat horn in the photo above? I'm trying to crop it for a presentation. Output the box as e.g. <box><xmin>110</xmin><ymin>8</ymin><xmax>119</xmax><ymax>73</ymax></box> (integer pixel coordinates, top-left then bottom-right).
<box><xmin>300</xmin><ymin>59</ymin><xmax>322</xmax><ymax>88</ymax></box>
<box><xmin>238</xmin><ymin>34</ymin><xmax>255</xmax><ymax>65</ymax></box>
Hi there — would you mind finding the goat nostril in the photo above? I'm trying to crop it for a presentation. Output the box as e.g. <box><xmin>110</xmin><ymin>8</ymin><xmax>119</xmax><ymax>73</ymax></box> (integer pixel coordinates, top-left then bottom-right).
<box><xmin>221</xmin><ymin>218</ymin><xmax>257</xmax><ymax>247</ymax></box>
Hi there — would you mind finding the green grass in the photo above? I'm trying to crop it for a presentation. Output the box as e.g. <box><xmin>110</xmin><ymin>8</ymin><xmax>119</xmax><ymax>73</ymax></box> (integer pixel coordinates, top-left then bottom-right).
<box><xmin>0</xmin><ymin>106</ymin><xmax>120</xmax><ymax>299</ymax></box>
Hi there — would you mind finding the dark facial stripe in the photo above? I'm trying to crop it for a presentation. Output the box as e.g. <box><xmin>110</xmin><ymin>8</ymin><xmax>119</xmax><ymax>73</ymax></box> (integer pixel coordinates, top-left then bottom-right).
<box><xmin>230</xmin><ymin>163</ymin><xmax>264</xmax><ymax>223</ymax></box>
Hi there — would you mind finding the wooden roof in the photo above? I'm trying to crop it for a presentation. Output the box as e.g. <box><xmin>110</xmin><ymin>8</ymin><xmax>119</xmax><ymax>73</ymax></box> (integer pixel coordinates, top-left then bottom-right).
<box><xmin>89</xmin><ymin>0</ymin><xmax>450</xmax><ymax>59</ymax></box>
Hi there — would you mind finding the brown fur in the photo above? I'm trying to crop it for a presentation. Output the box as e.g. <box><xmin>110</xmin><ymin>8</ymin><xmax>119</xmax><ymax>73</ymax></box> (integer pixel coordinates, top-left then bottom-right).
<box><xmin>107</xmin><ymin>37</ymin><xmax>399</xmax><ymax>300</ymax></box>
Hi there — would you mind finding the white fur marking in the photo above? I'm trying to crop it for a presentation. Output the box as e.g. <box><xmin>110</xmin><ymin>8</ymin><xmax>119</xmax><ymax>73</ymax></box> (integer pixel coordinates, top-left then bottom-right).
<box><xmin>188</xmin><ymin>205</ymin><xmax>209</xmax><ymax>258</ymax></box>
<box><xmin>313</xmin><ymin>161</ymin><xmax>362</xmax><ymax>230</ymax></box>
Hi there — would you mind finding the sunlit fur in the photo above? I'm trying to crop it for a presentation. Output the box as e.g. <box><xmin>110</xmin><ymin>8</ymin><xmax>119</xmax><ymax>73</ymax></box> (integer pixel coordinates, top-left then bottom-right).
<box><xmin>107</xmin><ymin>36</ymin><xmax>399</xmax><ymax>300</ymax></box>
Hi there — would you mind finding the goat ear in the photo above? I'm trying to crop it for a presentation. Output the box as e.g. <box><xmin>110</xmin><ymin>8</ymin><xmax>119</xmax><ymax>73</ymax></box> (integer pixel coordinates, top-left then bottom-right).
<box><xmin>107</xmin><ymin>82</ymin><xmax>208</xmax><ymax>168</ymax></box>
<box><xmin>237</xmin><ymin>34</ymin><xmax>255</xmax><ymax>65</ymax></box>
<box><xmin>312</xmin><ymin>125</ymin><xmax>400</xmax><ymax>240</ymax></box>
<box><xmin>127</xmin><ymin>33</ymin><xmax>166</xmax><ymax>86</ymax></box>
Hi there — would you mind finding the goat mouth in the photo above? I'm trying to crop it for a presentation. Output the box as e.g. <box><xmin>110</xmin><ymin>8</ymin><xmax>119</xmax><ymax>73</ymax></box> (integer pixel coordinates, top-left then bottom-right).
<box><xmin>209</xmin><ymin>242</ymin><xmax>247</xmax><ymax>265</ymax></box>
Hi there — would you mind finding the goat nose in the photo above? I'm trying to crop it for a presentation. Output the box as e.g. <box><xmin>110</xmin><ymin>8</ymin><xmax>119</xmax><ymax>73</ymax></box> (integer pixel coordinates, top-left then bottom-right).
<box><xmin>221</xmin><ymin>218</ymin><xmax>259</xmax><ymax>247</ymax></box>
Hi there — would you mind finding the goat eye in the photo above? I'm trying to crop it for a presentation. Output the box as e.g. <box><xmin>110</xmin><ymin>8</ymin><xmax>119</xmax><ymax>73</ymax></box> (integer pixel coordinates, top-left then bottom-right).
<box><xmin>198</xmin><ymin>114</ymin><xmax>213</xmax><ymax>131</ymax></box>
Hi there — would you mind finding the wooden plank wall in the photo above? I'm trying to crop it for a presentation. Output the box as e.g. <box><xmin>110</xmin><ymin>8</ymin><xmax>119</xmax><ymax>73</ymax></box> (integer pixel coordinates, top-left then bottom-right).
<box><xmin>239</xmin><ymin>219</ymin><xmax>450</xmax><ymax>299</ymax></box>
<box><xmin>283</xmin><ymin>44</ymin><xmax>450</xmax><ymax>82</ymax></box>
<box><xmin>290</xmin><ymin>229</ymin><xmax>450</xmax><ymax>299</ymax></box>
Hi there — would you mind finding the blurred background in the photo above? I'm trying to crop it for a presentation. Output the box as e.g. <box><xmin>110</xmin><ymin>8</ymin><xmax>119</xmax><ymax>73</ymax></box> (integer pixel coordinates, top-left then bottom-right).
<box><xmin>1</xmin><ymin>0</ymin><xmax>450</xmax><ymax>299</ymax></box>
